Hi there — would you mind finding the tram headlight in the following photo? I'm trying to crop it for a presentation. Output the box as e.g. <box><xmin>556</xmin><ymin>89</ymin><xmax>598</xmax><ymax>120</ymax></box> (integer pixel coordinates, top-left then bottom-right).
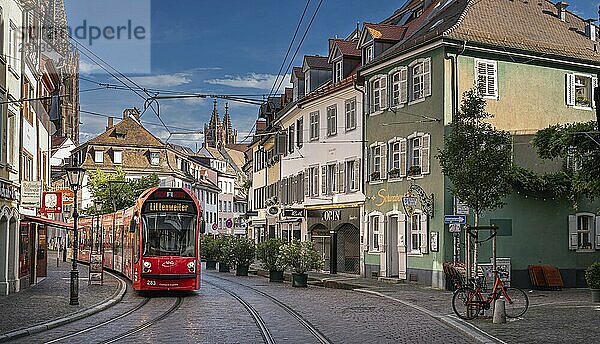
<box><xmin>187</xmin><ymin>261</ymin><xmax>196</xmax><ymax>273</ymax></box>
<box><xmin>143</xmin><ymin>261</ymin><xmax>152</xmax><ymax>273</ymax></box>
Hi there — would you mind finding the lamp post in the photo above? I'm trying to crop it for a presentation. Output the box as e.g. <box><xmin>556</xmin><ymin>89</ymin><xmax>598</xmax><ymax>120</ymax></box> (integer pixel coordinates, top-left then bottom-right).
<box><xmin>65</xmin><ymin>166</ymin><xmax>86</xmax><ymax>306</ymax></box>
<box><xmin>94</xmin><ymin>200</ymin><xmax>103</xmax><ymax>254</ymax></box>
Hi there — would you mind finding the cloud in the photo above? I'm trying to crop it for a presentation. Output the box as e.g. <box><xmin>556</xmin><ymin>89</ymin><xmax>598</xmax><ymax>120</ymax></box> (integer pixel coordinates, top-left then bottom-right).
<box><xmin>205</xmin><ymin>73</ymin><xmax>291</xmax><ymax>91</ymax></box>
<box><xmin>127</xmin><ymin>73</ymin><xmax>193</xmax><ymax>87</ymax></box>
<box><xmin>79</xmin><ymin>60</ymin><xmax>103</xmax><ymax>74</ymax></box>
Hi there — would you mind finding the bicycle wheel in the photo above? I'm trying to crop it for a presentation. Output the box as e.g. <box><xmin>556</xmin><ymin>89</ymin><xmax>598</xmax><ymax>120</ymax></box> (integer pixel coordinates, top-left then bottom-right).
<box><xmin>500</xmin><ymin>287</ymin><xmax>529</xmax><ymax>318</ymax></box>
<box><xmin>452</xmin><ymin>287</ymin><xmax>483</xmax><ymax>320</ymax></box>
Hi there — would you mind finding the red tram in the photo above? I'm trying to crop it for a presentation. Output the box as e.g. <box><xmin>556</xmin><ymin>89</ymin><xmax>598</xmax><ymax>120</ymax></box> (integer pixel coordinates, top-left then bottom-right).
<box><xmin>69</xmin><ymin>187</ymin><xmax>204</xmax><ymax>291</ymax></box>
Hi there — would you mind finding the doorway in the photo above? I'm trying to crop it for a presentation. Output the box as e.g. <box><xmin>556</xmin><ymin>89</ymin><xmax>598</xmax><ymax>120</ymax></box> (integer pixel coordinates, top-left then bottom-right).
<box><xmin>387</xmin><ymin>216</ymin><xmax>399</xmax><ymax>277</ymax></box>
<box><xmin>311</xmin><ymin>225</ymin><xmax>330</xmax><ymax>272</ymax></box>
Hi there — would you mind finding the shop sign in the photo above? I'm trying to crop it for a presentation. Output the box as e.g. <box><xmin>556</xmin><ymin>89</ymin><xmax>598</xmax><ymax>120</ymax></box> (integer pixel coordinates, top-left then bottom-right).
<box><xmin>0</xmin><ymin>181</ymin><xmax>18</xmax><ymax>201</ymax></box>
<box><xmin>283</xmin><ymin>208</ymin><xmax>304</xmax><ymax>218</ymax></box>
<box><xmin>41</xmin><ymin>192</ymin><xmax>63</xmax><ymax>213</ymax></box>
<box><xmin>21</xmin><ymin>181</ymin><xmax>42</xmax><ymax>208</ymax></box>
<box><xmin>322</xmin><ymin>210</ymin><xmax>341</xmax><ymax>222</ymax></box>
<box><xmin>225</xmin><ymin>218</ymin><xmax>233</xmax><ymax>228</ymax></box>
<box><xmin>58</xmin><ymin>189</ymin><xmax>74</xmax><ymax>206</ymax></box>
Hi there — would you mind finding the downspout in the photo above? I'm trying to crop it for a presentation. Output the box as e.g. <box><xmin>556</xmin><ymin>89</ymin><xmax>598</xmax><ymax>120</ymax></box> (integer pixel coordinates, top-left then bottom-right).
<box><xmin>444</xmin><ymin>40</ymin><xmax>466</xmax><ymax>122</ymax></box>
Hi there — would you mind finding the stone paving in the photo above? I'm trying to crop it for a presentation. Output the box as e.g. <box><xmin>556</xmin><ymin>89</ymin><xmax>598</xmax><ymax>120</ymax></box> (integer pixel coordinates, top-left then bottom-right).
<box><xmin>0</xmin><ymin>255</ymin><xmax>120</xmax><ymax>336</ymax></box>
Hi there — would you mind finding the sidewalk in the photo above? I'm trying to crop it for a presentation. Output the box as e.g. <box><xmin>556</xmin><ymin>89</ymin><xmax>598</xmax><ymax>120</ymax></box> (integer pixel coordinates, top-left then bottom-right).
<box><xmin>253</xmin><ymin>267</ymin><xmax>599</xmax><ymax>343</ymax></box>
<box><xmin>0</xmin><ymin>256</ymin><xmax>125</xmax><ymax>339</ymax></box>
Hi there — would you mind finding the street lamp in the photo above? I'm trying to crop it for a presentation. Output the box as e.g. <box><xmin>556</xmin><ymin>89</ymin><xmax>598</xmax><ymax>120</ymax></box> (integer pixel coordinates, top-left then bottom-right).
<box><xmin>94</xmin><ymin>199</ymin><xmax>103</xmax><ymax>254</ymax></box>
<box><xmin>65</xmin><ymin>166</ymin><xmax>86</xmax><ymax>306</ymax></box>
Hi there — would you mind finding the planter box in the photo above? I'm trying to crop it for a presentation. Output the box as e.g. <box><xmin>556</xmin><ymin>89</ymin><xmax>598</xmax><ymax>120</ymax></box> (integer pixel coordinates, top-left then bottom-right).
<box><xmin>269</xmin><ymin>270</ymin><xmax>284</xmax><ymax>283</ymax></box>
<box><xmin>218</xmin><ymin>262</ymin><xmax>230</xmax><ymax>272</ymax></box>
<box><xmin>206</xmin><ymin>260</ymin><xmax>217</xmax><ymax>270</ymax></box>
<box><xmin>292</xmin><ymin>272</ymin><xmax>308</xmax><ymax>287</ymax></box>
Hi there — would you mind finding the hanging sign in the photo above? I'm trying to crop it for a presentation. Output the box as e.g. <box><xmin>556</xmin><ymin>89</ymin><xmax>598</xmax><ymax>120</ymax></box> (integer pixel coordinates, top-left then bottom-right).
<box><xmin>41</xmin><ymin>192</ymin><xmax>63</xmax><ymax>213</ymax></box>
<box><xmin>59</xmin><ymin>189</ymin><xmax>74</xmax><ymax>206</ymax></box>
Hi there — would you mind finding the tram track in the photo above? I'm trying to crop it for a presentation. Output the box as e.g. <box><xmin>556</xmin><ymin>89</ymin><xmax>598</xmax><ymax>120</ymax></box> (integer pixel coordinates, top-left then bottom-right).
<box><xmin>204</xmin><ymin>274</ymin><xmax>332</xmax><ymax>344</ymax></box>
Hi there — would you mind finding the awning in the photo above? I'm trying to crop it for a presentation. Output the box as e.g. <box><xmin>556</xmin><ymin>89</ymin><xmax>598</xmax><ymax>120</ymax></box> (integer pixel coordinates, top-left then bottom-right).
<box><xmin>22</xmin><ymin>215</ymin><xmax>73</xmax><ymax>230</ymax></box>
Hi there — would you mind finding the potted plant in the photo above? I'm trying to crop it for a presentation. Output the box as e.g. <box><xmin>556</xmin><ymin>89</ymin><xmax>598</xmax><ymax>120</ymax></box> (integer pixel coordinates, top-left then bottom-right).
<box><xmin>257</xmin><ymin>238</ymin><xmax>285</xmax><ymax>282</ymax></box>
<box><xmin>232</xmin><ymin>237</ymin><xmax>256</xmax><ymax>276</ymax></box>
<box><xmin>217</xmin><ymin>236</ymin><xmax>233</xmax><ymax>272</ymax></box>
<box><xmin>407</xmin><ymin>165</ymin><xmax>421</xmax><ymax>177</ymax></box>
<box><xmin>585</xmin><ymin>262</ymin><xmax>600</xmax><ymax>302</ymax></box>
<box><xmin>388</xmin><ymin>168</ymin><xmax>402</xmax><ymax>179</ymax></box>
<box><xmin>202</xmin><ymin>236</ymin><xmax>220</xmax><ymax>270</ymax></box>
<box><xmin>370</xmin><ymin>171</ymin><xmax>381</xmax><ymax>182</ymax></box>
<box><xmin>277</xmin><ymin>240</ymin><xmax>323</xmax><ymax>287</ymax></box>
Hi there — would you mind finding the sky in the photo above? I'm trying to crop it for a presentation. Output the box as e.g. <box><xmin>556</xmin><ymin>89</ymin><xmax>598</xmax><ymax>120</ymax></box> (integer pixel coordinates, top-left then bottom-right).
<box><xmin>65</xmin><ymin>0</ymin><xmax>600</xmax><ymax>150</ymax></box>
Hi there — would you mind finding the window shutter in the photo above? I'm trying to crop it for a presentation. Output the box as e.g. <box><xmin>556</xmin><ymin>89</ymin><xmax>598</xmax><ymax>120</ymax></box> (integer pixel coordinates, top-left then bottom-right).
<box><xmin>421</xmin><ymin>134</ymin><xmax>430</xmax><ymax>174</ymax></box>
<box><xmin>321</xmin><ymin>165</ymin><xmax>327</xmax><ymax>195</ymax></box>
<box><xmin>378</xmin><ymin>216</ymin><xmax>385</xmax><ymax>252</ymax></box>
<box><xmin>423</xmin><ymin>58</ymin><xmax>431</xmax><ymax>98</ymax></box>
<box><xmin>489</xmin><ymin>61</ymin><xmax>498</xmax><ymax>98</ymax></box>
<box><xmin>399</xmin><ymin>139</ymin><xmax>407</xmax><ymax>177</ymax></box>
<box><xmin>304</xmin><ymin>169</ymin><xmax>309</xmax><ymax>197</ymax></box>
<box><xmin>380</xmin><ymin>143</ymin><xmax>388</xmax><ymax>179</ymax></box>
<box><xmin>366</xmin><ymin>146</ymin><xmax>372</xmax><ymax>181</ymax></box>
<box><xmin>398</xmin><ymin>214</ymin><xmax>406</xmax><ymax>247</ymax></box>
<box><xmin>332</xmin><ymin>164</ymin><xmax>338</xmax><ymax>194</ymax></box>
<box><xmin>400</xmin><ymin>67</ymin><xmax>408</xmax><ymax>104</ymax></box>
<box><xmin>568</xmin><ymin>214</ymin><xmax>577</xmax><ymax>250</ymax></box>
<box><xmin>420</xmin><ymin>215</ymin><xmax>428</xmax><ymax>254</ymax></box>
<box><xmin>352</xmin><ymin>160</ymin><xmax>361</xmax><ymax>191</ymax></box>
<box><xmin>380</xmin><ymin>75</ymin><xmax>388</xmax><ymax>110</ymax></box>
<box><xmin>566</xmin><ymin>73</ymin><xmax>575</xmax><ymax>106</ymax></box>
<box><xmin>596</xmin><ymin>216</ymin><xmax>600</xmax><ymax>250</ymax></box>
<box><xmin>338</xmin><ymin>162</ymin><xmax>345</xmax><ymax>193</ymax></box>
<box><xmin>592</xmin><ymin>77</ymin><xmax>598</xmax><ymax>109</ymax></box>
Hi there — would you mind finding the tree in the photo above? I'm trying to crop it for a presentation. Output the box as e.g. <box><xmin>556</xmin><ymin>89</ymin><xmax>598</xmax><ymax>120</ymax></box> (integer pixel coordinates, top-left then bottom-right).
<box><xmin>84</xmin><ymin>167</ymin><xmax>160</xmax><ymax>214</ymax></box>
<box><xmin>531</xmin><ymin>120</ymin><xmax>600</xmax><ymax>202</ymax></box>
<box><xmin>437</xmin><ymin>89</ymin><xmax>513</xmax><ymax>276</ymax></box>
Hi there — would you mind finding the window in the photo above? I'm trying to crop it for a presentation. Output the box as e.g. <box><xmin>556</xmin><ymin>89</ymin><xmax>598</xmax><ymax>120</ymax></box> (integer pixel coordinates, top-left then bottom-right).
<box><xmin>412</xmin><ymin>137</ymin><xmax>421</xmax><ymax>169</ymax></box>
<box><xmin>369</xmin><ymin>143</ymin><xmax>386</xmax><ymax>182</ymax></box>
<box><xmin>296</xmin><ymin>118</ymin><xmax>304</xmax><ymax>148</ymax></box>
<box><xmin>334</xmin><ymin>60</ymin><xmax>343</xmax><ymax>83</ymax></box>
<box><xmin>345</xmin><ymin>98</ymin><xmax>356</xmax><ymax>131</ymax></box>
<box><xmin>113</xmin><ymin>151</ymin><xmax>122</xmax><ymax>164</ymax></box>
<box><xmin>288</xmin><ymin>125</ymin><xmax>295</xmax><ymax>153</ymax></box>
<box><xmin>94</xmin><ymin>150</ymin><xmax>104</xmax><ymax>163</ymax></box>
<box><xmin>325</xmin><ymin>163</ymin><xmax>337</xmax><ymax>195</ymax></box>
<box><xmin>219</xmin><ymin>200</ymin><xmax>222</xmax><ymax>212</ymax></box>
<box><xmin>150</xmin><ymin>152</ymin><xmax>160</xmax><ymax>165</ymax></box>
<box><xmin>346</xmin><ymin>160</ymin><xmax>360</xmax><ymax>192</ymax></box>
<box><xmin>409</xmin><ymin>213</ymin><xmax>422</xmax><ymax>253</ymax></box>
<box><xmin>406</xmin><ymin>133</ymin><xmax>430</xmax><ymax>176</ymax></box>
<box><xmin>475</xmin><ymin>59</ymin><xmax>498</xmax><ymax>99</ymax></box>
<box><xmin>390</xmin><ymin>67</ymin><xmax>408</xmax><ymax>106</ymax></box>
<box><xmin>7</xmin><ymin>111</ymin><xmax>16</xmax><ymax>166</ymax></box>
<box><xmin>8</xmin><ymin>21</ymin><xmax>17</xmax><ymax>68</ymax></box>
<box><xmin>309</xmin><ymin>111</ymin><xmax>319</xmax><ymax>141</ymax></box>
<box><xmin>566</xmin><ymin>73</ymin><xmax>597</xmax><ymax>108</ymax></box>
<box><xmin>310</xmin><ymin>166</ymin><xmax>319</xmax><ymax>197</ymax></box>
<box><xmin>569</xmin><ymin>213</ymin><xmax>598</xmax><ymax>251</ymax></box>
<box><xmin>326</xmin><ymin>105</ymin><xmax>337</xmax><ymax>137</ymax></box>
<box><xmin>409</xmin><ymin>58</ymin><xmax>431</xmax><ymax>102</ymax></box>
<box><xmin>22</xmin><ymin>154</ymin><xmax>33</xmax><ymax>181</ymax></box>
<box><xmin>369</xmin><ymin>75</ymin><xmax>387</xmax><ymax>113</ymax></box>
<box><xmin>364</xmin><ymin>45</ymin><xmax>374</xmax><ymax>64</ymax></box>
<box><xmin>390</xmin><ymin>141</ymin><xmax>402</xmax><ymax>173</ymax></box>
<box><xmin>369</xmin><ymin>215</ymin><xmax>380</xmax><ymax>251</ymax></box>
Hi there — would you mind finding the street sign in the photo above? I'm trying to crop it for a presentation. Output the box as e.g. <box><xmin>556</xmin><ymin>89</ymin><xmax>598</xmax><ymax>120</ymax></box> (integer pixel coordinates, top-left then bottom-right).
<box><xmin>454</xmin><ymin>197</ymin><xmax>470</xmax><ymax>215</ymax></box>
<box><xmin>225</xmin><ymin>218</ymin><xmax>233</xmax><ymax>228</ymax></box>
<box><xmin>211</xmin><ymin>223</ymin><xmax>218</xmax><ymax>231</ymax></box>
<box><xmin>444</xmin><ymin>215</ymin><xmax>466</xmax><ymax>224</ymax></box>
<box><xmin>449</xmin><ymin>223</ymin><xmax>461</xmax><ymax>233</ymax></box>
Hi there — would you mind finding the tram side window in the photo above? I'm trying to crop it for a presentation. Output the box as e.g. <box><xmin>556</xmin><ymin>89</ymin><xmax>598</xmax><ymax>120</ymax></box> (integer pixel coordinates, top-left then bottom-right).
<box><xmin>130</xmin><ymin>215</ymin><xmax>140</xmax><ymax>263</ymax></box>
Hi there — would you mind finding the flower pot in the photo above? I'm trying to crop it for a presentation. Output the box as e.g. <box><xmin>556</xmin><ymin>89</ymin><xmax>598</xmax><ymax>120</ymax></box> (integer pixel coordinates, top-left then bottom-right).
<box><xmin>592</xmin><ymin>289</ymin><xmax>600</xmax><ymax>303</ymax></box>
<box><xmin>236</xmin><ymin>265</ymin><xmax>249</xmax><ymax>276</ymax></box>
<box><xmin>218</xmin><ymin>262</ymin><xmax>230</xmax><ymax>272</ymax></box>
<box><xmin>205</xmin><ymin>260</ymin><xmax>217</xmax><ymax>270</ymax></box>
<box><xmin>269</xmin><ymin>270</ymin><xmax>284</xmax><ymax>283</ymax></box>
<box><xmin>292</xmin><ymin>272</ymin><xmax>308</xmax><ymax>287</ymax></box>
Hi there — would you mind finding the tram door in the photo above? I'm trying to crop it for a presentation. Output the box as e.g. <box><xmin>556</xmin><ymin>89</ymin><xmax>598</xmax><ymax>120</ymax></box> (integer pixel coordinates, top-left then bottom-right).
<box><xmin>312</xmin><ymin>235</ymin><xmax>330</xmax><ymax>272</ymax></box>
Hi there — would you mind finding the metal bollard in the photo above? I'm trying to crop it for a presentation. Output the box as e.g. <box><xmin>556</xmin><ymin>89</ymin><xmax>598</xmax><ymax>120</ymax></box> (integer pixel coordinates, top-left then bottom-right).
<box><xmin>493</xmin><ymin>299</ymin><xmax>506</xmax><ymax>324</ymax></box>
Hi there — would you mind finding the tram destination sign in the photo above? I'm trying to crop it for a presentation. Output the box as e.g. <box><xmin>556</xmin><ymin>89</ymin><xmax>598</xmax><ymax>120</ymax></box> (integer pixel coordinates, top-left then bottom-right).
<box><xmin>144</xmin><ymin>202</ymin><xmax>195</xmax><ymax>214</ymax></box>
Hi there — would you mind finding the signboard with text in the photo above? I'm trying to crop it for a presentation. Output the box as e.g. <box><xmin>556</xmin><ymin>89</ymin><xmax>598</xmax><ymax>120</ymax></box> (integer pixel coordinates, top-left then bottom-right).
<box><xmin>41</xmin><ymin>192</ymin><xmax>63</xmax><ymax>213</ymax></box>
<box><xmin>444</xmin><ymin>215</ymin><xmax>466</xmax><ymax>224</ymax></box>
<box><xmin>59</xmin><ymin>189</ymin><xmax>74</xmax><ymax>206</ymax></box>
<box><xmin>21</xmin><ymin>181</ymin><xmax>42</xmax><ymax>208</ymax></box>
<box><xmin>283</xmin><ymin>208</ymin><xmax>304</xmax><ymax>218</ymax></box>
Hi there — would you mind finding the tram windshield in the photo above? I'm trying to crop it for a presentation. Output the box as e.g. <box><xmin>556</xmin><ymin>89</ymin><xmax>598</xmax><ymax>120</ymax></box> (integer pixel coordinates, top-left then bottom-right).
<box><xmin>142</xmin><ymin>213</ymin><xmax>196</xmax><ymax>257</ymax></box>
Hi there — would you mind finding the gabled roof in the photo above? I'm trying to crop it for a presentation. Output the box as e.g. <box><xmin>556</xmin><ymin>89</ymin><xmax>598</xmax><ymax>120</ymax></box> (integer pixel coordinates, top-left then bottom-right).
<box><xmin>303</xmin><ymin>55</ymin><xmax>332</xmax><ymax>70</ymax></box>
<box><xmin>86</xmin><ymin>116</ymin><xmax>164</xmax><ymax>148</ymax></box>
<box><xmin>328</xmin><ymin>39</ymin><xmax>361</xmax><ymax>63</ymax></box>
<box><xmin>168</xmin><ymin>143</ymin><xmax>196</xmax><ymax>156</ymax></box>
<box><xmin>51</xmin><ymin>136</ymin><xmax>68</xmax><ymax>148</ymax></box>
<box><xmin>291</xmin><ymin>67</ymin><xmax>304</xmax><ymax>80</ymax></box>
<box><xmin>359</xmin><ymin>23</ymin><xmax>407</xmax><ymax>47</ymax></box>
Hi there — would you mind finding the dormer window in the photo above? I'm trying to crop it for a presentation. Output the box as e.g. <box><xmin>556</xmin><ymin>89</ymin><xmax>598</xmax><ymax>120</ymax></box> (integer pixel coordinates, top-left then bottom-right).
<box><xmin>113</xmin><ymin>150</ymin><xmax>122</xmax><ymax>164</ymax></box>
<box><xmin>94</xmin><ymin>150</ymin><xmax>104</xmax><ymax>163</ymax></box>
<box><xmin>364</xmin><ymin>45</ymin><xmax>374</xmax><ymax>64</ymax></box>
<box><xmin>150</xmin><ymin>152</ymin><xmax>160</xmax><ymax>165</ymax></box>
<box><xmin>334</xmin><ymin>61</ymin><xmax>343</xmax><ymax>83</ymax></box>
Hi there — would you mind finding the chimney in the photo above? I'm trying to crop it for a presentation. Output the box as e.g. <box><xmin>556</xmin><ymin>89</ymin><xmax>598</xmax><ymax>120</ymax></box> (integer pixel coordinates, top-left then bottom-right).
<box><xmin>122</xmin><ymin>108</ymin><xmax>141</xmax><ymax>120</ymax></box>
<box><xmin>555</xmin><ymin>1</ymin><xmax>568</xmax><ymax>22</ymax></box>
<box><xmin>106</xmin><ymin>117</ymin><xmax>114</xmax><ymax>130</ymax></box>
<box><xmin>585</xmin><ymin>19</ymin><xmax>597</xmax><ymax>41</ymax></box>
<box><xmin>255</xmin><ymin>119</ymin><xmax>267</xmax><ymax>134</ymax></box>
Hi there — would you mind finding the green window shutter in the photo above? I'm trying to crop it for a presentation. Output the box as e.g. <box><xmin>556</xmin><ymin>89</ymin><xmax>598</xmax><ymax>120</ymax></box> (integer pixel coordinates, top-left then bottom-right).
<box><xmin>566</xmin><ymin>73</ymin><xmax>575</xmax><ymax>106</ymax></box>
<box><xmin>568</xmin><ymin>215</ymin><xmax>577</xmax><ymax>250</ymax></box>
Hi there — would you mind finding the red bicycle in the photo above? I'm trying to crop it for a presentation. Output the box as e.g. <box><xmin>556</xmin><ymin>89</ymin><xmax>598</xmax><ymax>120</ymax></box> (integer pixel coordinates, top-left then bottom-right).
<box><xmin>452</xmin><ymin>270</ymin><xmax>529</xmax><ymax>320</ymax></box>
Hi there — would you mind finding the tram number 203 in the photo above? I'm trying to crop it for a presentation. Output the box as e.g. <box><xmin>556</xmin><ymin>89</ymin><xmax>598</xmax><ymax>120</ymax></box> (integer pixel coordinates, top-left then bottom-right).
<box><xmin>147</xmin><ymin>280</ymin><xmax>156</xmax><ymax>286</ymax></box>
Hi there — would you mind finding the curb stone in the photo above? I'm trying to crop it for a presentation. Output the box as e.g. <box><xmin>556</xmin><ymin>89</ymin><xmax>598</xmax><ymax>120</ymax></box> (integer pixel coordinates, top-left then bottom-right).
<box><xmin>0</xmin><ymin>271</ymin><xmax>127</xmax><ymax>343</ymax></box>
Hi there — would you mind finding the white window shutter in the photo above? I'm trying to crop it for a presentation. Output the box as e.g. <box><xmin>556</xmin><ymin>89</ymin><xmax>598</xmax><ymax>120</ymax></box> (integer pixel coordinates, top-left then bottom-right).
<box><xmin>592</xmin><ymin>77</ymin><xmax>598</xmax><ymax>109</ymax></box>
<box><xmin>568</xmin><ymin>214</ymin><xmax>577</xmax><ymax>250</ymax></box>
<box><xmin>421</xmin><ymin>134</ymin><xmax>430</xmax><ymax>174</ymax></box>
<box><xmin>400</xmin><ymin>67</ymin><xmax>408</xmax><ymax>104</ymax></box>
<box><xmin>321</xmin><ymin>165</ymin><xmax>327</xmax><ymax>195</ymax></box>
<box><xmin>304</xmin><ymin>169</ymin><xmax>309</xmax><ymax>196</ymax></box>
<box><xmin>378</xmin><ymin>216</ymin><xmax>385</xmax><ymax>251</ymax></box>
<box><xmin>380</xmin><ymin>75</ymin><xmax>388</xmax><ymax>109</ymax></box>
<box><xmin>420</xmin><ymin>215</ymin><xmax>428</xmax><ymax>254</ymax></box>
<box><xmin>566</xmin><ymin>73</ymin><xmax>575</xmax><ymax>106</ymax></box>
<box><xmin>332</xmin><ymin>164</ymin><xmax>338</xmax><ymax>194</ymax></box>
<box><xmin>475</xmin><ymin>60</ymin><xmax>486</xmax><ymax>95</ymax></box>
<box><xmin>353</xmin><ymin>159</ymin><xmax>360</xmax><ymax>191</ymax></box>
<box><xmin>423</xmin><ymin>58</ymin><xmax>431</xmax><ymax>97</ymax></box>
<box><xmin>489</xmin><ymin>62</ymin><xmax>498</xmax><ymax>99</ymax></box>
<box><xmin>399</xmin><ymin>139</ymin><xmax>407</xmax><ymax>177</ymax></box>
<box><xmin>398</xmin><ymin>214</ymin><xmax>406</xmax><ymax>247</ymax></box>
<box><xmin>380</xmin><ymin>143</ymin><xmax>388</xmax><ymax>179</ymax></box>
<box><xmin>338</xmin><ymin>162</ymin><xmax>345</xmax><ymax>193</ymax></box>
<box><xmin>596</xmin><ymin>216</ymin><xmax>600</xmax><ymax>250</ymax></box>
